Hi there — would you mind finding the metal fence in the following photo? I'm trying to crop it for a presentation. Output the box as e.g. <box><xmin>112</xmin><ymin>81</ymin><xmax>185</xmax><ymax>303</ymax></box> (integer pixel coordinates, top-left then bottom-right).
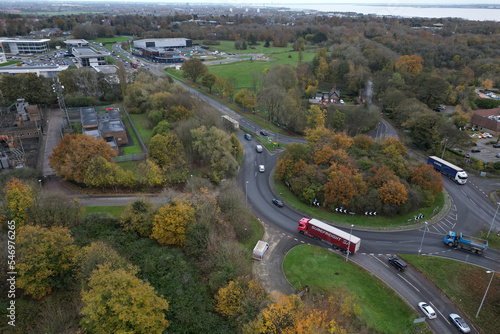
<box><xmin>114</xmin><ymin>153</ymin><xmax>146</xmax><ymax>162</ymax></box>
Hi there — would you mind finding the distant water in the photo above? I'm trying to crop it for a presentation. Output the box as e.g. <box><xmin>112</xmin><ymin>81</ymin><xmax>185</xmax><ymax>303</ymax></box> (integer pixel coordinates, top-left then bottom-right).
<box><xmin>281</xmin><ymin>4</ymin><xmax>500</xmax><ymax>21</ymax></box>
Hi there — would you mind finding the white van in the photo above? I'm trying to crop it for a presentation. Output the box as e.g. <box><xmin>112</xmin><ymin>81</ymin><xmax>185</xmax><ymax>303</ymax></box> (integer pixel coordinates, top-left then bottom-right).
<box><xmin>253</xmin><ymin>241</ymin><xmax>269</xmax><ymax>260</ymax></box>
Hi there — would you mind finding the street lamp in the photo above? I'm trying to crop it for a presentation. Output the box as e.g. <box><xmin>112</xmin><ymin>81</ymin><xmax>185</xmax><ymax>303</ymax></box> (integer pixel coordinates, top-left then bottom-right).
<box><xmin>245</xmin><ymin>181</ymin><xmax>249</xmax><ymax>208</ymax></box>
<box><xmin>487</xmin><ymin>202</ymin><xmax>500</xmax><ymax>238</ymax></box>
<box><xmin>418</xmin><ymin>221</ymin><xmax>428</xmax><ymax>258</ymax></box>
<box><xmin>346</xmin><ymin>224</ymin><xmax>354</xmax><ymax>262</ymax></box>
<box><xmin>476</xmin><ymin>270</ymin><xmax>496</xmax><ymax>318</ymax></box>
<box><xmin>441</xmin><ymin>138</ymin><xmax>448</xmax><ymax>159</ymax></box>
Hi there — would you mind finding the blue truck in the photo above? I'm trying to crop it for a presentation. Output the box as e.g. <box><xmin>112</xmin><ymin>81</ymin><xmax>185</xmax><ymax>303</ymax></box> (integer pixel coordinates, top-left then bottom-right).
<box><xmin>444</xmin><ymin>231</ymin><xmax>488</xmax><ymax>255</ymax></box>
<box><xmin>427</xmin><ymin>156</ymin><xmax>467</xmax><ymax>184</ymax></box>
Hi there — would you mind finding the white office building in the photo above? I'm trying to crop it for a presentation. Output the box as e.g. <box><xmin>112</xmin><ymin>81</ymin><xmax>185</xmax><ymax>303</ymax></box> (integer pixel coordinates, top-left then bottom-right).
<box><xmin>0</xmin><ymin>38</ymin><xmax>50</xmax><ymax>54</ymax></box>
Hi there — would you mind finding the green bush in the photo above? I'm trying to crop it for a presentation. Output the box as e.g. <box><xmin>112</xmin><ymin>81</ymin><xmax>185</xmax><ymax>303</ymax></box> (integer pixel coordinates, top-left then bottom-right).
<box><xmin>475</xmin><ymin>98</ymin><xmax>500</xmax><ymax>109</ymax></box>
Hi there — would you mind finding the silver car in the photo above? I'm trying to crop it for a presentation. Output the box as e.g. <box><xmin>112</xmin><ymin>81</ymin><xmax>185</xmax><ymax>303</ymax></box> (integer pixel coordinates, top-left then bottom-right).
<box><xmin>449</xmin><ymin>313</ymin><xmax>470</xmax><ymax>333</ymax></box>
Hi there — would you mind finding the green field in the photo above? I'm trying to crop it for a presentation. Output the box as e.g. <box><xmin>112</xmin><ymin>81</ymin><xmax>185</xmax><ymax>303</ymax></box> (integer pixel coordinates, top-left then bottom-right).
<box><xmin>400</xmin><ymin>255</ymin><xmax>500</xmax><ymax>334</ymax></box>
<box><xmin>0</xmin><ymin>60</ymin><xmax>21</xmax><ymax>67</ymax></box>
<box><xmin>92</xmin><ymin>37</ymin><xmax>131</xmax><ymax>44</ymax></box>
<box><xmin>284</xmin><ymin>245</ymin><xmax>423</xmax><ymax>334</ymax></box>
<box><xmin>128</xmin><ymin>113</ymin><xmax>153</xmax><ymax>146</ymax></box>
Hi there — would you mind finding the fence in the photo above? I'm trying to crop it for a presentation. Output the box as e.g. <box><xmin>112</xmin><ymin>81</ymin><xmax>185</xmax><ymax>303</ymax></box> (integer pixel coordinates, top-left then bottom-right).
<box><xmin>113</xmin><ymin>153</ymin><xmax>146</xmax><ymax>162</ymax></box>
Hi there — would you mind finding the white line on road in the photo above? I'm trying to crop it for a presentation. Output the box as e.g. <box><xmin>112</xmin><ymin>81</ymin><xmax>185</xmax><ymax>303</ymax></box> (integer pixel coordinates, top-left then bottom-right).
<box><xmin>469</xmin><ymin>198</ymin><xmax>476</xmax><ymax>206</ymax></box>
<box><xmin>397</xmin><ymin>274</ymin><xmax>420</xmax><ymax>292</ymax></box>
<box><xmin>429</xmin><ymin>301</ymin><xmax>451</xmax><ymax>324</ymax></box>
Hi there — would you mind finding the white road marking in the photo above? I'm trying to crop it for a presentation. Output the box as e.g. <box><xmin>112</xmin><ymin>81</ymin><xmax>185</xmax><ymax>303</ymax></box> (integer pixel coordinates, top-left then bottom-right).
<box><xmin>469</xmin><ymin>198</ymin><xmax>476</xmax><ymax>206</ymax></box>
<box><xmin>429</xmin><ymin>301</ymin><xmax>451</xmax><ymax>324</ymax></box>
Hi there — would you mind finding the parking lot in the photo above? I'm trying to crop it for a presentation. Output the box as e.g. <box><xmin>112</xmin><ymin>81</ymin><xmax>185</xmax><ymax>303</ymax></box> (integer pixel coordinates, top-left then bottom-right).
<box><xmin>466</xmin><ymin>132</ymin><xmax>500</xmax><ymax>162</ymax></box>
<box><xmin>11</xmin><ymin>51</ymin><xmax>74</xmax><ymax>67</ymax></box>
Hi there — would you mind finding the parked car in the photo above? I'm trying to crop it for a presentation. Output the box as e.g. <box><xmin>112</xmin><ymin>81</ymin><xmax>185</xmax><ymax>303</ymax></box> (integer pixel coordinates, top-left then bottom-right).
<box><xmin>339</xmin><ymin>99</ymin><xmax>345</xmax><ymax>104</ymax></box>
<box><xmin>259</xmin><ymin>165</ymin><xmax>265</xmax><ymax>173</ymax></box>
<box><xmin>272</xmin><ymin>199</ymin><xmax>284</xmax><ymax>207</ymax></box>
<box><xmin>493</xmin><ymin>143</ymin><xmax>500</xmax><ymax>148</ymax></box>
<box><xmin>388</xmin><ymin>257</ymin><xmax>407</xmax><ymax>272</ymax></box>
<box><xmin>449</xmin><ymin>313</ymin><xmax>470</xmax><ymax>333</ymax></box>
<box><xmin>497</xmin><ymin>153</ymin><xmax>500</xmax><ymax>158</ymax></box>
<box><xmin>244</xmin><ymin>133</ymin><xmax>252</xmax><ymax>141</ymax></box>
<box><xmin>260</xmin><ymin>130</ymin><xmax>268</xmax><ymax>136</ymax></box>
<box><xmin>471</xmin><ymin>148</ymin><xmax>481</xmax><ymax>153</ymax></box>
<box><xmin>418</xmin><ymin>302</ymin><xmax>437</xmax><ymax>319</ymax></box>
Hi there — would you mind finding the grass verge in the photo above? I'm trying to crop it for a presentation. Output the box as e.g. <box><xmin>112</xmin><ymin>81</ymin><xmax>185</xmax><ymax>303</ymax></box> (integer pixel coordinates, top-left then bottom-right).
<box><xmin>478</xmin><ymin>229</ymin><xmax>500</xmax><ymax>250</ymax></box>
<box><xmin>400</xmin><ymin>255</ymin><xmax>500</xmax><ymax>334</ymax></box>
<box><xmin>284</xmin><ymin>245</ymin><xmax>423</xmax><ymax>334</ymax></box>
<box><xmin>274</xmin><ymin>177</ymin><xmax>444</xmax><ymax>228</ymax></box>
<box><xmin>242</xmin><ymin>215</ymin><xmax>265</xmax><ymax>252</ymax></box>
<box><xmin>84</xmin><ymin>206</ymin><xmax>125</xmax><ymax>217</ymax></box>
<box><xmin>128</xmin><ymin>113</ymin><xmax>153</xmax><ymax>146</ymax></box>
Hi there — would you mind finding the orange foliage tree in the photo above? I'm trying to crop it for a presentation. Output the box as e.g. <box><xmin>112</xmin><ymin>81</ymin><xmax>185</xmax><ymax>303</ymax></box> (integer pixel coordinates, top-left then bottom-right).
<box><xmin>49</xmin><ymin>134</ymin><xmax>116</xmax><ymax>184</ymax></box>
<box><xmin>378</xmin><ymin>179</ymin><xmax>408</xmax><ymax>205</ymax></box>
<box><xmin>368</xmin><ymin>165</ymin><xmax>399</xmax><ymax>189</ymax></box>
<box><xmin>411</xmin><ymin>163</ymin><xmax>444</xmax><ymax>196</ymax></box>
<box><xmin>324</xmin><ymin>164</ymin><xmax>366</xmax><ymax>206</ymax></box>
<box><xmin>396</xmin><ymin>55</ymin><xmax>424</xmax><ymax>75</ymax></box>
<box><xmin>353</xmin><ymin>135</ymin><xmax>375</xmax><ymax>150</ymax></box>
<box><xmin>151</xmin><ymin>198</ymin><xmax>195</xmax><ymax>246</ymax></box>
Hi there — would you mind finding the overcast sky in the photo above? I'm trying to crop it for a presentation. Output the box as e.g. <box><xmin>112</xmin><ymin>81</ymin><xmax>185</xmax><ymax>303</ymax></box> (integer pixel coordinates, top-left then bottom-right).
<box><xmin>46</xmin><ymin>0</ymin><xmax>500</xmax><ymax>4</ymax></box>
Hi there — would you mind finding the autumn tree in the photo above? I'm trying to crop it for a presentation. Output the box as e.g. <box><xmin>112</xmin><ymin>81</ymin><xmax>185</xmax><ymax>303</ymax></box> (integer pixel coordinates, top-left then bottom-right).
<box><xmin>411</xmin><ymin>163</ymin><xmax>444</xmax><ymax>196</ymax></box>
<box><xmin>215</xmin><ymin>276</ymin><xmax>267</xmax><ymax>325</ymax></box>
<box><xmin>120</xmin><ymin>198</ymin><xmax>157</xmax><ymax>237</ymax></box>
<box><xmin>324</xmin><ymin>164</ymin><xmax>366</xmax><ymax>207</ymax></box>
<box><xmin>395</xmin><ymin>55</ymin><xmax>423</xmax><ymax>75</ymax></box>
<box><xmin>378</xmin><ymin>179</ymin><xmax>408</xmax><ymax>205</ymax></box>
<box><xmin>234</xmin><ymin>88</ymin><xmax>257</xmax><ymax>111</ymax></box>
<box><xmin>181</xmin><ymin>58</ymin><xmax>208</xmax><ymax>83</ymax></box>
<box><xmin>4</xmin><ymin>178</ymin><xmax>34</xmax><ymax>227</ymax></box>
<box><xmin>27</xmin><ymin>191</ymin><xmax>83</xmax><ymax>228</ymax></box>
<box><xmin>202</xmin><ymin>72</ymin><xmax>217</xmax><ymax>93</ymax></box>
<box><xmin>136</xmin><ymin>159</ymin><xmax>164</xmax><ymax>188</ymax></box>
<box><xmin>80</xmin><ymin>264</ymin><xmax>169</xmax><ymax>334</ymax></box>
<box><xmin>382</xmin><ymin>137</ymin><xmax>407</xmax><ymax>157</ymax></box>
<box><xmin>75</xmin><ymin>241</ymin><xmax>132</xmax><ymax>286</ymax></box>
<box><xmin>191</xmin><ymin>125</ymin><xmax>238</xmax><ymax>183</ymax></box>
<box><xmin>17</xmin><ymin>225</ymin><xmax>77</xmax><ymax>299</ymax></box>
<box><xmin>49</xmin><ymin>134</ymin><xmax>116</xmax><ymax>184</ymax></box>
<box><xmin>151</xmin><ymin>199</ymin><xmax>195</xmax><ymax>246</ymax></box>
<box><xmin>148</xmin><ymin>133</ymin><xmax>186</xmax><ymax>169</ymax></box>
<box><xmin>306</xmin><ymin>105</ymin><xmax>325</xmax><ymax>129</ymax></box>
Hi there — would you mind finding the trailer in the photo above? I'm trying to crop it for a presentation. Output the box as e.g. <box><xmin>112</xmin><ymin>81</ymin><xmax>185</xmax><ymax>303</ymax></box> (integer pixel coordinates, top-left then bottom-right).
<box><xmin>427</xmin><ymin>156</ymin><xmax>467</xmax><ymax>184</ymax></box>
<box><xmin>253</xmin><ymin>240</ymin><xmax>269</xmax><ymax>260</ymax></box>
<box><xmin>298</xmin><ymin>218</ymin><xmax>361</xmax><ymax>254</ymax></box>
<box><xmin>222</xmin><ymin>115</ymin><xmax>239</xmax><ymax>130</ymax></box>
<box><xmin>444</xmin><ymin>231</ymin><xmax>488</xmax><ymax>255</ymax></box>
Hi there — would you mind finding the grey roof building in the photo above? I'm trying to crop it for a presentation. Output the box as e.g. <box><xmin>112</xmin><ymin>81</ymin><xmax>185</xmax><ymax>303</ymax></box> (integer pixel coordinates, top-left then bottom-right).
<box><xmin>0</xmin><ymin>65</ymin><xmax>69</xmax><ymax>78</ymax></box>
<box><xmin>0</xmin><ymin>38</ymin><xmax>50</xmax><ymax>54</ymax></box>
<box><xmin>72</xmin><ymin>47</ymin><xmax>106</xmax><ymax>67</ymax></box>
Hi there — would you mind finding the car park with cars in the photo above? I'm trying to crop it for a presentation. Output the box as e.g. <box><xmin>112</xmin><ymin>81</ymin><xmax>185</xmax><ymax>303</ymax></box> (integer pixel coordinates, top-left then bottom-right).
<box><xmin>449</xmin><ymin>313</ymin><xmax>470</xmax><ymax>333</ymax></box>
<box><xmin>471</xmin><ymin>148</ymin><xmax>481</xmax><ymax>153</ymax></box>
<box><xmin>418</xmin><ymin>302</ymin><xmax>437</xmax><ymax>319</ymax></box>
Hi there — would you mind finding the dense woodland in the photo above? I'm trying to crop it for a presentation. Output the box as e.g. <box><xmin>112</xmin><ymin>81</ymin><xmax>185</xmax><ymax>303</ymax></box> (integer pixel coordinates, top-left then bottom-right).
<box><xmin>1</xmin><ymin>7</ymin><xmax>500</xmax><ymax>333</ymax></box>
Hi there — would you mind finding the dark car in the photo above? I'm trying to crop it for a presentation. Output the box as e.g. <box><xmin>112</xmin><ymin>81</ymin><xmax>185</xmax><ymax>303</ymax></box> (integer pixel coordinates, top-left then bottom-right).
<box><xmin>493</xmin><ymin>143</ymin><xmax>500</xmax><ymax>148</ymax></box>
<box><xmin>388</xmin><ymin>257</ymin><xmax>407</xmax><ymax>272</ymax></box>
<box><xmin>244</xmin><ymin>133</ymin><xmax>252</xmax><ymax>141</ymax></box>
<box><xmin>260</xmin><ymin>130</ymin><xmax>268</xmax><ymax>136</ymax></box>
<box><xmin>471</xmin><ymin>148</ymin><xmax>481</xmax><ymax>153</ymax></box>
<box><xmin>272</xmin><ymin>199</ymin><xmax>284</xmax><ymax>207</ymax></box>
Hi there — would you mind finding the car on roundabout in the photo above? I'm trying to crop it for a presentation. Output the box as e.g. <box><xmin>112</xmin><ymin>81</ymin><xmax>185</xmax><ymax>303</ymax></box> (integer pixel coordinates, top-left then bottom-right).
<box><xmin>272</xmin><ymin>199</ymin><xmax>284</xmax><ymax>207</ymax></box>
<box><xmin>259</xmin><ymin>165</ymin><xmax>265</xmax><ymax>173</ymax></box>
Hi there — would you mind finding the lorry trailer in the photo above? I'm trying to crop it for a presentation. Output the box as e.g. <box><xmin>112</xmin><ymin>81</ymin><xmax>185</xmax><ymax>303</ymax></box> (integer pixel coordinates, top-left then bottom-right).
<box><xmin>298</xmin><ymin>218</ymin><xmax>361</xmax><ymax>254</ymax></box>
<box><xmin>427</xmin><ymin>156</ymin><xmax>467</xmax><ymax>184</ymax></box>
<box><xmin>444</xmin><ymin>231</ymin><xmax>488</xmax><ymax>255</ymax></box>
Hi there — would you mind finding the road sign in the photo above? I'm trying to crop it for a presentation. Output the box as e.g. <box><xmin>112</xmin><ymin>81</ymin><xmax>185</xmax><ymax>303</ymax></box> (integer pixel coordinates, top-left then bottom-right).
<box><xmin>413</xmin><ymin>317</ymin><xmax>426</xmax><ymax>324</ymax></box>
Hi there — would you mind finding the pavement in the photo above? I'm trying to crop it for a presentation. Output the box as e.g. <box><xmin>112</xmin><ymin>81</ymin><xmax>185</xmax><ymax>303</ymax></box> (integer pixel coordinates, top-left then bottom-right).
<box><xmin>41</xmin><ymin>107</ymin><xmax>63</xmax><ymax>177</ymax></box>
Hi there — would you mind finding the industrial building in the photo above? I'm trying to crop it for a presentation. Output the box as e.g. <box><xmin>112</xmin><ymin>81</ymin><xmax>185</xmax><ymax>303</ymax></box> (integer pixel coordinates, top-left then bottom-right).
<box><xmin>132</xmin><ymin>38</ymin><xmax>191</xmax><ymax>63</ymax></box>
<box><xmin>0</xmin><ymin>38</ymin><xmax>50</xmax><ymax>54</ymax></box>
<box><xmin>63</xmin><ymin>39</ymin><xmax>89</xmax><ymax>53</ymax></box>
<box><xmin>80</xmin><ymin>107</ymin><xmax>128</xmax><ymax>153</ymax></box>
<box><xmin>0</xmin><ymin>65</ymin><xmax>69</xmax><ymax>78</ymax></box>
<box><xmin>72</xmin><ymin>47</ymin><xmax>106</xmax><ymax>67</ymax></box>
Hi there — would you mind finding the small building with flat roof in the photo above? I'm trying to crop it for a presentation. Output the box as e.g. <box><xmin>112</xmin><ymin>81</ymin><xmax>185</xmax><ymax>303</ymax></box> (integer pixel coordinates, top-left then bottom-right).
<box><xmin>64</xmin><ymin>39</ymin><xmax>89</xmax><ymax>52</ymax></box>
<box><xmin>133</xmin><ymin>38</ymin><xmax>192</xmax><ymax>49</ymax></box>
<box><xmin>0</xmin><ymin>65</ymin><xmax>69</xmax><ymax>78</ymax></box>
<box><xmin>72</xmin><ymin>47</ymin><xmax>106</xmax><ymax>67</ymax></box>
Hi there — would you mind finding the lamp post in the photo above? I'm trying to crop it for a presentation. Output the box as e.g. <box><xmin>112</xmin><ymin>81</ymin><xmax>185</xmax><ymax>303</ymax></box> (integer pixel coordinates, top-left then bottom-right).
<box><xmin>476</xmin><ymin>270</ymin><xmax>496</xmax><ymax>318</ymax></box>
<box><xmin>418</xmin><ymin>221</ymin><xmax>428</xmax><ymax>258</ymax></box>
<box><xmin>245</xmin><ymin>181</ymin><xmax>249</xmax><ymax>208</ymax></box>
<box><xmin>346</xmin><ymin>224</ymin><xmax>354</xmax><ymax>262</ymax></box>
<box><xmin>441</xmin><ymin>138</ymin><xmax>448</xmax><ymax>159</ymax></box>
<box><xmin>487</xmin><ymin>202</ymin><xmax>500</xmax><ymax>238</ymax></box>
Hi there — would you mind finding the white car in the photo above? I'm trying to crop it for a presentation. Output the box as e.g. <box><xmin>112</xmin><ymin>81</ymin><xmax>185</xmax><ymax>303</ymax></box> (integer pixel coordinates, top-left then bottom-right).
<box><xmin>418</xmin><ymin>302</ymin><xmax>437</xmax><ymax>319</ymax></box>
<box><xmin>259</xmin><ymin>165</ymin><xmax>265</xmax><ymax>173</ymax></box>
